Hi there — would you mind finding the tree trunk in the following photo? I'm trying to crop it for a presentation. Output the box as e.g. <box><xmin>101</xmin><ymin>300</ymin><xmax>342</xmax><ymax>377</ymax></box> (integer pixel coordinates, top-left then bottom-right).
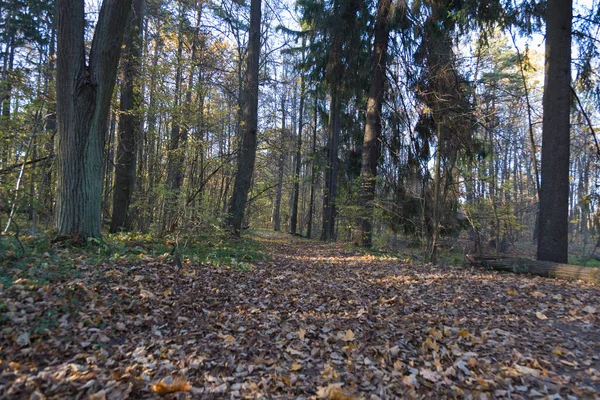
<box><xmin>306</xmin><ymin>95</ymin><xmax>318</xmax><ymax>239</ymax></box>
<box><xmin>290</xmin><ymin>72</ymin><xmax>305</xmax><ymax>235</ymax></box>
<box><xmin>537</xmin><ymin>0</ymin><xmax>572</xmax><ymax>263</ymax></box>
<box><xmin>110</xmin><ymin>0</ymin><xmax>144</xmax><ymax>233</ymax></box>
<box><xmin>357</xmin><ymin>0</ymin><xmax>392</xmax><ymax>247</ymax></box>
<box><xmin>321</xmin><ymin>91</ymin><xmax>340</xmax><ymax>241</ymax></box>
<box><xmin>272</xmin><ymin>94</ymin><xmax>286</xmax><ymax>231</ymax></box>
<box><xmin>55</xmin><ymin>0</ymin><xmax>132</xmax><ymax>240</ymax></box>
<box><xmin>467</xmin><ymin>255</ymin><xmax>600</xmax><ymax>284</ymax></box>
<box><xmin>226</xmin><ymin>0</ymin><xmax>262</xmax><ymax>235</ymax></box>
<box><xmin>163</xmin><ymin>8</ymin><xmax>187</xmax><ymax>233</ymax></box>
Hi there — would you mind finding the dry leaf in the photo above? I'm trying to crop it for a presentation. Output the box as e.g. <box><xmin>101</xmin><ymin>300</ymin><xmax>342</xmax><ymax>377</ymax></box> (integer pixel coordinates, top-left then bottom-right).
<box><xmin>139</xmin><ymin>289</ymin><xmax>156</xmax><ymax>300</ymax></box>
<box><xmin>290</xmin><ymin>362</ymin><xmax>302</xmax><ymax>371</ymax></box>
<box><xmin>457</xmin><ymin>328</ymin><xmax>470</xmax><ymax>338</ymax></box>
<box><xmin>582</xmin><ymin>305</ymin><xmax>596</xmax><ymax>314</ymax></box>
<box><xmin>420</xmin><ymin>368</ymin><xmax>440</xmax><ymax>382</ymax></box>
<box><xmin>338</xmin><ymin>329</ymin><xmax>355</xmax><ymax>342</ymax></box>
<box><xmin>151</xmin><ymin>377</ymin><xmax>191</xmax><ymax>396</ymax></box>
<box><xmin>535</xmin><ymin>311</ymin><xmax>548</xmax><ymax>320</ymax></box>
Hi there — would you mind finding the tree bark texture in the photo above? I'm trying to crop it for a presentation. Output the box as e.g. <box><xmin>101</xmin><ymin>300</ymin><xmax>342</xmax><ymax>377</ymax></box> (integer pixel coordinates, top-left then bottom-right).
<box><xmin>321</xmin><ymin>92</ymin><xmax>340</xmax><ymax>241</ymax></box>
<box><xmin>467</xmin><ymin>255</ymin><xmax>599</xmax><ymax>284</ymax></box>
<box><xmin>110</xmin><ymin>0</ymin><xmax>144</xmax><ymax>233</ymax></box>
<box><xmin>290</xmin><ymin>74</ymin><xmax>305</xmax><ymax>235</ymax></box>
<box><xmin>226</xmin><ymin>0</ymin><xmax>262</xmax><ymax>235</ymax></box>
<box><xmin>55</xmin><ymin>0</ymin><xmax>132</xmax><ymax>239</ymax></box>
<box><xmin>357</xmin><ymin>0</ymin><xmax>392</xmax><ymax>247</ymax></box>
<box><xmin>272</xmin><ymin>95</ymin><xmax>286</xmax><ymax>232</ymax></box>
<box><xmin>537</xmin><ymin>0</ymin><xmax>572</xmax><ymax>263</ymax></box>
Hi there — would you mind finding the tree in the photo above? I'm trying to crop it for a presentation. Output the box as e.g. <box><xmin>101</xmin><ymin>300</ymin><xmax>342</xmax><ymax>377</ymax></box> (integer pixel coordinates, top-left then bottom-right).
<box><xmin>536</xmin><ymin>0</ymin><xmax>572</xmax><ymax>263</ymax></box>
<box><xmin>110</xmin><ymin>0</ymin><xmax>144</xmax><ymax>233</ymax></box>
<box><xmin>55</xmin><ymin>0</ymin><xmax>132</xmax><ymax>239</ymax></box>
<box><xmin>226</xmin><ymin>0</ymin><xmax>262</xmax><ymax>235</ymax></box>
<box><xmin>356</xmin><ymin>0</ymin><xmax>393</xmax><ymax>247</ymax></box>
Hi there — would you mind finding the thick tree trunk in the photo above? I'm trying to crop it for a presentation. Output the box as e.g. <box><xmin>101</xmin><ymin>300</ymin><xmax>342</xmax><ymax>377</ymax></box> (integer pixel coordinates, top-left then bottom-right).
<box><xmin>537</xmin><ymin>0</ymin><xmax>572</xmax><ymax>263</ymax></box>
<box><xmin>55</xmin><ymin>0</ymin><xmax>132</xmax><ymax>240</ymax></box>
<box><xmin>110</xmin><ymin>0</ymin><xmax>144</xmax><ymax>233</ymax></box>
<box><xmin>467</xmin><ymin>255</ymin><xmax>600</xmax><ymax>284</ymax></box>
<box><xmin>357</xmin><ymin>0</ymin><xmax>392</xmax><ymax>247</ymax></box>
<box><xmin>226</xmin><ymin>0</ymin><xmax>262</xmax><ymax>235</ymax></box>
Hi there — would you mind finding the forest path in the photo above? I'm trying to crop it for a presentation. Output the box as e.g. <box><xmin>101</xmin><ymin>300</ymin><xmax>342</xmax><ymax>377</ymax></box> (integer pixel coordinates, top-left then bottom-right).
<box><xmin>2</xmin><ymin>230</ymin><xmax>600</xmax><ymax>399</ymax></box>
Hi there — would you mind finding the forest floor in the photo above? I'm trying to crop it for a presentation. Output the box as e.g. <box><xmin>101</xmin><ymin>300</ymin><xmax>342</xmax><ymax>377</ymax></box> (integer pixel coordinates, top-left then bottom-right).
<box><xmin>1</xmin><ymin>230</ymin><xmax>600</xmax><ymax>399</ymax></box>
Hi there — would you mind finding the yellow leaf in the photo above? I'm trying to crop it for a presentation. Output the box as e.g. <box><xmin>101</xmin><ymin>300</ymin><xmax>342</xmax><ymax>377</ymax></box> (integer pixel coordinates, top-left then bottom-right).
<box><xmin>342</xmin><ymin>343</ymin><xmax>359</xmax><ymax>352</ymax></box>
<box><xmin>151</xmin><ymin>377</ymin><xmax>191</xmax><ymax>396</ymax></box>
<box><xmin>422</xmin><ymin>337</ymin><xmax>439</xmax><ymax>351</ymax></box>
<box><xmin>290</xmin><ymin>362</ymin><xmax>302</xmax><ymax>371</ymax></box>
<box><xmin>457</xmin><ymin>329</ymin><xmax>470</xmax><ymax>338</ymax></box>
<box><xmin>429</xmin><ymin>328</ymin><xmax>443</xmax><ymax>340</ymax></box>
<box><xmin>297</xmin><ymin>329</ymin><xmax>306</xmax><ymax>340</ymax></box>
<box><xmin>163</xmin><ymin>288</ymin><xmax>173</xmax><ymax>297</ymax></box>
<box><xmin>222</xmin><ymin>334</ymin><xmax>236</xmax><ymax>343</ymax></box>
<box><xmin>506</xmin><ymin>289</ymin><xmax>518</xmax><ymax>296</ymax></box>
<box><xmin>338</xmin><ymin>329</ymin><xmax>355</xmax><ymax>342</ymax></box>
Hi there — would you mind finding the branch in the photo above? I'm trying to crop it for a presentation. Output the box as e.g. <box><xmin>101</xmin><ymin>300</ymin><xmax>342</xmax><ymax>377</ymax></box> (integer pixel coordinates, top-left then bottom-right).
<box><xmin>571</xmin><ymin>86</ymin><xmax>600</xmax><ymax>158</ymax></box>
<box><xmin>0</xmin><ymin>155</ymin><xmax>55</xmax><ymax>175</ymax></box>
<box><xmin>247</xmin><ymin>183</ymin><xmax>279</xmax><ymax>204</ymax></box>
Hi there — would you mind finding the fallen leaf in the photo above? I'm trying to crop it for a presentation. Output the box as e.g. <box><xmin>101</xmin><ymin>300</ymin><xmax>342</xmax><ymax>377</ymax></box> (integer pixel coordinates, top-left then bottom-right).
<box><xmin>535</xmin><ymin>311</ymin><xmax>548</xmax><ymax>320</ymax></box>
<box><xmin>290</xmin><ymin>362</ymin><xmax>302</xmax><ymax>371</ymax></box>
<box><xmin>151</xmin><ymin>376</ymin><xmax>191</xmax><ymax>396</ymax></box>
<box><xmin>338</xmin><ymin>329</ymin><xmax>355</xmax><ymax>342</ymax></box>
<box><xmin>140</xmin><ymin>289</ymin><xmax>157</xmax><ymax>300</ymax></box>
<box><xmin>420</xmin><ymin>368</ymin><xmax>440</xmax><ymax>382</ymax></box>
<box><xmin>515</xmin><ymin>364</ymin><xmax>541</xmax><ymax>377</ymax></box>
<box><xmin>16</xmin><ymin>332</ymin><xmax>30</xmax><ymax>347</ymax></box>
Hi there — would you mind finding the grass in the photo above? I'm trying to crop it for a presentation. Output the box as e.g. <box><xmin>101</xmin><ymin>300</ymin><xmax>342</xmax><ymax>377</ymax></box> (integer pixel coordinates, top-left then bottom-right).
<box><xmin>0</xmin><ymin>229</ymin><xmax>270</xmax><ymax>289</ymax></box>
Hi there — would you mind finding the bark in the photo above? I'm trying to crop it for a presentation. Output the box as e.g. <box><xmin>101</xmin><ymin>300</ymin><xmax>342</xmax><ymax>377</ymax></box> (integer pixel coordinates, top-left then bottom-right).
<box><xmin>55</xmin><ymin>0</ymin><xmax>132</xmax><ymax>239</ymax></box>
<box><xmin>272</xmin><ymin>94</ymin><xmax>286</xmax><ymax>232</ymax></box>
<box><xmin>321</xmin><ymin>91</ymin><xmax>341</xmax><ymax>241</ymax></box>
<box><xmin>226</xmin><ymin>0</ymin><xmax>262</xmax><ymax>235</ymax></box>
<box><xmin>306</xmin><ymin>95</ymin><xmax>318</xmax><ymax>239</ymax></box>
<box><xmin>163</xmin><ymin>9</ymin><xmax>186</xmax><ymax>233</ymax></box>
<box><xmin>290</xmin><ymin>71</ymin><xmax>306</xmax><ymax>235</ymax></box>
<box><xmin>467</xmin><ymin>255</ymin><xmax>600</xmax><ymax>284</ymax></box>
<box><xmin>537</xmin><ymin>0</ymin><xmax>572</xmax><ymax>263</ymax></box>
<box><xmin>110</xmin><ymin>0</ymin><xmax>144</xmax><ymax>233</ymax></box>
<box><xmin>357</xmin><ymin>0</ymin><xmax>392</xmax><ymax>247</ymax></box>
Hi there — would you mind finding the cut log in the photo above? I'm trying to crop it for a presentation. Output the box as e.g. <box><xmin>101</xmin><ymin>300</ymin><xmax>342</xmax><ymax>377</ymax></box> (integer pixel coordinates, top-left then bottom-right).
<box><xmin>466</xmin><ymin>254</ymin><xmax>600</xmax><ymax>284</ymax></box>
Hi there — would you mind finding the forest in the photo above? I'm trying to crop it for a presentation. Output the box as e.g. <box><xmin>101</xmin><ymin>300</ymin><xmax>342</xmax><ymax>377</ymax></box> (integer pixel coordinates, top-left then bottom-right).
<box><xmin>1</xmin><ymin>0</ymin><xmax>600</xmax><ymax>398</ymax></box>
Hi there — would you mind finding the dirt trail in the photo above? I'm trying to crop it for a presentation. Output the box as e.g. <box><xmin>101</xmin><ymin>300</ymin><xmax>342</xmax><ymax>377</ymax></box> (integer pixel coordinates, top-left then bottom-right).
<box><xmin>2</xmin><ymin>231</ymin><xmax>600</xmax><ymax>399</ymax></box>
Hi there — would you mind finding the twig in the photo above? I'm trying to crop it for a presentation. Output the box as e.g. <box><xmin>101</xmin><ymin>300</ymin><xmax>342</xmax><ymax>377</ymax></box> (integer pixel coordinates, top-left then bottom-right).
<box><xmin>571</xmin><ymin>86</ymin><xmax>600</xmax><ymax>158</ymax></box>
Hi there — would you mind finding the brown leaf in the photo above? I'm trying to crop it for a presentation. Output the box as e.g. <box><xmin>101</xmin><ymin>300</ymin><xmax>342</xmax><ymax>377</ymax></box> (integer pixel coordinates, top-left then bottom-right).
<box><xmin>151</xmin><ymin>377</ymin><xmax>191</xmax><ymax>396</ymax></box>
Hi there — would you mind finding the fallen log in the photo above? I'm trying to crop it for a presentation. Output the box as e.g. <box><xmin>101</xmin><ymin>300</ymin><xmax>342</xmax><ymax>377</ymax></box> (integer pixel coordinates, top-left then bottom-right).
<box><xmin>466</xmin><ymin>254</ymin><xmax>600</xmax><ymax>284</ymax></box>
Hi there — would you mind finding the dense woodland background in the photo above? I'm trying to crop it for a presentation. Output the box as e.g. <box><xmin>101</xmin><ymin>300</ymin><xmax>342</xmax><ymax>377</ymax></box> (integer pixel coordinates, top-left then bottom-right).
<box><xmin>1</xmin><ymin>0</ymin><xmax>599</xmax><ymax>264</ymax></box>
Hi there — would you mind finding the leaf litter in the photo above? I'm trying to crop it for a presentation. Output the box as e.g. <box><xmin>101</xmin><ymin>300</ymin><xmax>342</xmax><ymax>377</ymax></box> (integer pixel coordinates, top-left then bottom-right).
<box><xmin>1</xmin><ymin>231</ymin><xmax>600</xmax><ymax>399</ymax></box>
